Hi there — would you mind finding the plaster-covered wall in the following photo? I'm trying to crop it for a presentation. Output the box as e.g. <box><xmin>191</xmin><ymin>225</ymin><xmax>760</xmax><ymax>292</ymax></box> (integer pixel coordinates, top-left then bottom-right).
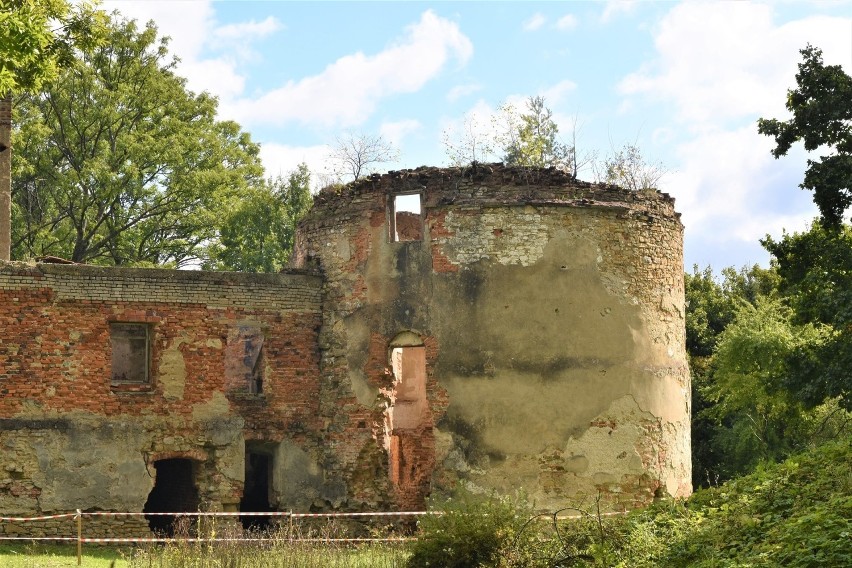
<box><xmin>293</xmin><ymin>164</ymin><xmax>690</xmax><ymax>511</ymax></box>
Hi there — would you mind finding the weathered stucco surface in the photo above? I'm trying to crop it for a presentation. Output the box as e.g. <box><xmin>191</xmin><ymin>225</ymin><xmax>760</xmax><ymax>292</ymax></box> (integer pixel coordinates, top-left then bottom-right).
<box><xmin>1</xmin><ymin>164</ymin><xmax>690</xmax><ymax>537</ymax></box>
<box><xmin>293</xmin><ymin>164</ymin><xmax>690</xmax><ymax>511</ymax></box>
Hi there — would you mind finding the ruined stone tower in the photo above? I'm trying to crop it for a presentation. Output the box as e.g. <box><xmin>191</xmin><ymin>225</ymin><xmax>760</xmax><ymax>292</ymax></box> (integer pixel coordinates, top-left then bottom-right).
<box><xmin>0</xmin><ymin>164</ymin><xmax>690</xmax><ymax>538</ymax></box>
<box><xmin>292</xmin><ymin>164</ymin><xmax>691</xmax><ymax>511</ymax></box>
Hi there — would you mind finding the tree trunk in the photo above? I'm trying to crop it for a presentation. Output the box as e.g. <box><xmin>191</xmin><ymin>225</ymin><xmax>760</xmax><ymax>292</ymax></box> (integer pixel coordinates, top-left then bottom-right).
<box><xmin>0</xmin><ymin>93</ymin><xmax>11</xmax><ymax>261</ymax></box>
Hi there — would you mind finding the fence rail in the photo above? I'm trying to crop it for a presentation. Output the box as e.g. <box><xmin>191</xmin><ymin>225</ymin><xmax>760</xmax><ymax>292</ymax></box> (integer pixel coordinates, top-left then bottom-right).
<box><xmin>0</xmin><ymin>508</ymin><xmax>629</xmax><ymax>565</ymax></box>
<box><xmin>0</xmin><ymin>509</ymin><xmax>430</xmax><ymax>564</ymax></box>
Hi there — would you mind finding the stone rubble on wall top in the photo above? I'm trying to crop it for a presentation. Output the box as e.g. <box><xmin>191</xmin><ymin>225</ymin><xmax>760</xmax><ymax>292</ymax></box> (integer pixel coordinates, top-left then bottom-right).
<box><xmin>311</xmin><ymin>163</ymin><xmax>679</xmax><ymax>221</ymax></box>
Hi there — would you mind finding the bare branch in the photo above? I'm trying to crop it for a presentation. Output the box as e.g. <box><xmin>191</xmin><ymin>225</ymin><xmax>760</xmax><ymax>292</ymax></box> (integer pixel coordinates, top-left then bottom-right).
<box><xmin>328</xmin><ymin>131</ymin><xmax>399</xmax><ymax>181</ymax></box>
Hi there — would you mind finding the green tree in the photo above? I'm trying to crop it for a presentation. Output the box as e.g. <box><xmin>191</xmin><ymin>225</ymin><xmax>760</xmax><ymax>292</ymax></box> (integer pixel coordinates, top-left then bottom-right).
<box><xmin>685</xmin><ymin>265</ymin><xmax>779</xmax><ymax>486</ymax></box>
<box><xmin>602</xmin><ymin>144</ymin><xmax>667</xmax><ymax>191</ymax></box>
<box><xmin>0</xmin><ymin>0</ymin><xmax>107</xmax><ymax>260</ymax></box>
<box><xmin>207</xmin><ymin>164</ymin><xmax>313</xmax><ymax>272</ymax></box>
<box><xmin>11</xmin><ymin>16</ymin><xmax>264</xmax><ymax>267</ymax></box>
<box><xmin>685</xmin><ymin>266</ymin><xmax>738</xmax><ymax>359</ymax></box>
<box><xmin>763</xmin><ymin>222</ymin><xmax>852</xmax><ymax>408</ymax></box>
<box><xmin>501</xmin><ymin>96</ymin><xmax>573</xmax><ymax>170</ymax></box>
<box><xmin>758</xmin><ymin>45</ymin><xmax>852</xmax><ymax>226</ymax></box>
<box><xmin>705</xmin><ymin>298</ymin><xmax>822</xmax><ymax>476</ymax></box>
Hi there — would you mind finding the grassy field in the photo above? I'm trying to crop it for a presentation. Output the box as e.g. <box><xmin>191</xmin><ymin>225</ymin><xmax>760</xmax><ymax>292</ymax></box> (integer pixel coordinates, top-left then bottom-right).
<box><xmin>0</xmin><ymin>544</ymin><xmax>128</xmax><ymax>567</ymax></box>
<box><xmin>0</xmin><ymin>542</ymin><xmax>409</xmax><ymax>568</ymax></box>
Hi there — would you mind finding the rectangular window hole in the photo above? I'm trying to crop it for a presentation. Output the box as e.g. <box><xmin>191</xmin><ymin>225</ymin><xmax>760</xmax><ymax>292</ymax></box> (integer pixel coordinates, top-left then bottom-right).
<box><xmin>391</xmin><ymin>193</ymin><xmax>423</xmax><ymax>242</ymax></box>
<box><xmin>110</xmin><ymin>323</ymin><xmax>150</xmax><ymax>384</ymax></box>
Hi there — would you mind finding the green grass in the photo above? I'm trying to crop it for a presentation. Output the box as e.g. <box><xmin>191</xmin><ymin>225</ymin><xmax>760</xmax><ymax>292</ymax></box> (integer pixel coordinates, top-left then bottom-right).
<box><xmin>0</xmin><ymin>544</ymin><xmax>128</xmax><ymax>567</ymax></box>
<box><xmin>127</xmin><ymin>542</ymin><xmax>409</xmax><ymax>568</ymax></box>
<box><xmin>0</xmin><ymin>542</ymin><xmax>409</xmax><ymax>568</ymax></box>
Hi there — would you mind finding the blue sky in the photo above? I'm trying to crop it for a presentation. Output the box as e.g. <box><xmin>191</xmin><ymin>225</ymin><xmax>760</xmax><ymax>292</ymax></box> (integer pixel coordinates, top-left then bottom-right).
<box><xmin>102</xmin><ymin>1</ymin><xmax>852</xmax><ymax>271</ymax></box>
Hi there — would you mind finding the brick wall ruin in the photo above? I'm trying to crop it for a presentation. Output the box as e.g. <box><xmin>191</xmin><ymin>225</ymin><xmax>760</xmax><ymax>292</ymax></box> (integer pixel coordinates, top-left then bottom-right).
<box><xmin>0</xmin><ymin>264</ymin><xmax>328</xmax><ymax>537</ymax></box>
<box><xmin>1</xmin><ymin>164</ymin><xmax>691</xmax><ymax>536</ymax></box>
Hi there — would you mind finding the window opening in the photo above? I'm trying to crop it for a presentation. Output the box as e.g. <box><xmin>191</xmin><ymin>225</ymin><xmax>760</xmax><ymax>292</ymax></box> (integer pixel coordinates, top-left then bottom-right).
<box><xmin>391</xmin><ymin>193</ymin><xmax>423</xmax><ymax>242</ymax></box>
<box><xmin>110</xmin><ymin>323</ymin><xmax>149</xmax><ymax>383</ymax></box>
<box><xmin>143</xmin><ymin>458</ymin><xmax>200</xmax><ymax>536</ymax></box>
<box><xmin>225</xmin><ymin>326</ymin><xmax>265</xmax><ymax>393</ymax></box>
<box><xmin>385</xmin><ymin>341</ymin><xmax>427</xmax><ymax>488</ymax></box>
<box><xmin>240</xmin><ymin>447</ymin><xmax>274</xmax><ymax>531</ymax></box>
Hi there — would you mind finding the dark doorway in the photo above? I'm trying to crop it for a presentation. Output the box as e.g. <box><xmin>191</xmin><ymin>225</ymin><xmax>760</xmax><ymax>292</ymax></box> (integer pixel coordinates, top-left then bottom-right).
<box><xmin>143</xmin><ymin>458</ymin><xmax>200</xmax><ymax>535</ymax></box>
<box><xmin>240</xmin><ymin>449</ymin><xmax>274</xmax><ymax>530</ymax></box>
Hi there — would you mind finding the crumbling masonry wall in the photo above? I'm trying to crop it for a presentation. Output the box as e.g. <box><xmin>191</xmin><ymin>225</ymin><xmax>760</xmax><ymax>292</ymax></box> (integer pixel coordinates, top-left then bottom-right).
<box><xmin>0</xmin><ymin>264</ymin><xmax>327</xmax><ymax>537</ymax></box>
<box><xmin>0</xmin><ymin>164</ymin><xmax>691</xmax><ymax>536</ymax></box>
<box><xmin>293</xmin><ymin>164</ymin><xmax>691</xmax><ymax>511</ymax></box>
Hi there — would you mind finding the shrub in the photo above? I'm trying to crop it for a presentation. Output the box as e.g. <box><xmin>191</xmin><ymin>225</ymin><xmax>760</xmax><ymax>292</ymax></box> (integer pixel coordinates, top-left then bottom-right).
<box><xmin>407</xmin><ymin>492</ymin><xmax>530</xmax><ymax>568</ymax></box>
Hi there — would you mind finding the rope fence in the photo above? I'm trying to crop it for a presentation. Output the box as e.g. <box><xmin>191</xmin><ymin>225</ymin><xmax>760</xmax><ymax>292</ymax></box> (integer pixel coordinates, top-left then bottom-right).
<box><xmin>0</xmin><ymin>508</ymin><xmax>630</xmax><ymax>565</ymax></box>
<box><xmin>0</xmin><ymin>509</ymin><xmax>432</xmax><ymax>565</ymax></box>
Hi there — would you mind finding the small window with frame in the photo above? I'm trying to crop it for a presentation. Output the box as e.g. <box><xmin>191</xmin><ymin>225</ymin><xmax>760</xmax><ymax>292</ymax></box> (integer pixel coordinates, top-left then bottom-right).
<box><xmin>110</xmin><ymin>323</ymin><xmax>150</xmax><ymax>384</ymax></box>
<box><xmin>389</xmin><ymin>193</ymin><xmax>423</xmax><ymax>242</ymax></box>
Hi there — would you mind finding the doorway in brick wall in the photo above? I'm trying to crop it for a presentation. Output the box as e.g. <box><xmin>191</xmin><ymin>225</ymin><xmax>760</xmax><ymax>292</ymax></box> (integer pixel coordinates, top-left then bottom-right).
<box><xmin>143</xmin><ymin>458</ymin><xmax>200</xmax><ymax>535</ymax></box>
<box><xmin>384</xmin><ymin>332</ymin><xmax>433</xmax><ymax>508</ymax></box>
<box><xmin>240</xmin><ymin>444</ymin><xmax>275</xmax><ymax>530</ymax></box>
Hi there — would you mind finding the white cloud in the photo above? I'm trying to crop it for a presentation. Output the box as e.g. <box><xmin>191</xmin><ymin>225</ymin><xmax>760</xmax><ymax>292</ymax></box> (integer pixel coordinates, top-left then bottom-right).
<box><xmin>600</xmin><ymin>1</ymin><xmax>638</xmax><ymax>23</ymax></box>
<box><xmin>540</xmin><ymin>80</ymin><xmax>577</xmax><ymax>105</ymax></box>
<box><xmin>259</xmin><ymin>143</ymin><xmax>330</xmax><ymax>187</ymax></box>
<box><xmin>664</xmin><ymin>125</ymin><xmax>817</xmax><ymax>247</ymax></box>
<box><xmin>617</xmin><ymin>1</ymin><xmax>849</xmax><ymax>267</ymax></box>
<box><xmin>103</xmin><ymin>0</ymin><xmax>215</xmax><ymax>61</ymax></box>
<box><xmin>212</xmin><ymin>16</ymin><xmax>283</xmax><ymax>62</ymax></box>
<box><xmin>523</xmin><ymin>13</ymin><xmax>547</xmax><ymax>32</ymax></box>
<box><xmin>556</xmin><ymin>14</ymin><xmax>578</xmax><ymax>31</ymax></box>
<box><xmin>380</xmin><ymin>119</ymin><xmax>422</xmax><ymax>148</ymax></box>
<box><xmin>619</xmin><ymin>3</ymin><xmax>851</xmax><ymax>127</ymax></box>
<box><xmin>213</xmin><ymin>16</ymin><xmax>282</xmax><ymax>41</ymax></box>
<box><xmin>102</xmin><ymin>1</ymin><xmax>280</xmax><ymax>99</ymax></box>
<box><xmin>224</xmin><ymin>10</ymin><xmax>473</xmax><ymax>128</ymax></box>
<box><xmin>447</xmin><ymin>83</ymin><xmax>482</xmax><ymax>102</ymax></box>
<box><xmin>498</xmin><ymin>80</ymin><xmax>577</xmax><ymax>115</ymax></box>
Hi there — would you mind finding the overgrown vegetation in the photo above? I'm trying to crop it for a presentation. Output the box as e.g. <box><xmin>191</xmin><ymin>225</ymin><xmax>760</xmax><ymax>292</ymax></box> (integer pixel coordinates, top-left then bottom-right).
<box><xmin>408</xmin><ymin>438</ymin><xmax>851</xmax><ymax>567</ymax></box>
<box><xmin>126</xmin><ymin>520</ymin><xmax>409</xmax><ymax>568</ymax></box>
<box><xmin>407</xmin><ymin>492</ymin><xmax>531</xmax><ymax>568</ymax></box>
<box><xmin>686</xmin><ymin>257</ymin><xmax>851</xmax><ymax>486</ymax></box>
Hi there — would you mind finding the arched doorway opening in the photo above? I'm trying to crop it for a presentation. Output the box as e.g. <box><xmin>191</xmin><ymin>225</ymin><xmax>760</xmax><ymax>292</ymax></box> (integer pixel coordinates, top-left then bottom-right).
<box><xmin>143</xmin><ymin>458</ymin><xmax>200</xmax><ymax>535</ymax></box>
<box><xmin>384</xmin><ymin>331</ymin><xmax>433</xmax><ymax>508</ymax></box>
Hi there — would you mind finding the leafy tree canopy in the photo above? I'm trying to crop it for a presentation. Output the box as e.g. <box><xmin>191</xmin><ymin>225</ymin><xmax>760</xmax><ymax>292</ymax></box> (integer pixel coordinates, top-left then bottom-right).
<box><xmin>685</xmin><ymin>264</ymin><xmax>783</xmax><ymax>485</ymax></box>
<box><xmin>758</xmin><ymin>45</ymin><xmax>852</xmax><ymax>226</ymax></box>
<box><xmin>0</xmin><ymin>0</ymin><xmax>107</xmax><ymax>94</ymax></box>
<box><xmin>11</xmin><ymin>16</ymin><xmax>264</xmax><ymax>267</ymax></box>
<box><xmin>501</xmin><ymin>96</ymin><xmax>573</xmax><ymax>171</ymax></box>
<box><xmin>763</xmin><ymin>222</ymin><xmax>852</xmax><ymax>408</ymax></box>
<box><xmin>206</xmin><ymin>164</ymin><xmax>313</xmax><ymax>273</ymax></box>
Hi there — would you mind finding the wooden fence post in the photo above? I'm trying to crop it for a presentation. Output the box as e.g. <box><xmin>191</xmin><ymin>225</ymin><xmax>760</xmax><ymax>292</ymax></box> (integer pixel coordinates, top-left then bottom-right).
<box><xmin>76</xmin><ymin>509</ymin><xmax>82</xmax><ymax>566</ymax></box>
